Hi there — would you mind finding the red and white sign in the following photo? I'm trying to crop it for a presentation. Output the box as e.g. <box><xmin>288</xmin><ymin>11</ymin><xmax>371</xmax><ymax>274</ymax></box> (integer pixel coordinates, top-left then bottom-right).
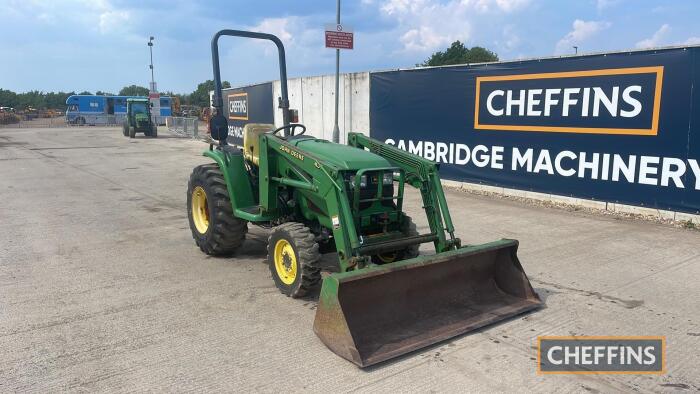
<box><xmin>325</xmin><ymin>24</ymin><xmax>353</xmax><ymax>50</ymax></box>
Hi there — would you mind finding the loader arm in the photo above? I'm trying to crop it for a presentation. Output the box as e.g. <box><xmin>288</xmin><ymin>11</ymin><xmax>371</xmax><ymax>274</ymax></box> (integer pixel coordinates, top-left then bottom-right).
<box><xmin>348</xmin><ymin>132</ymin><xmax>460</xmax><ymax>252</ymax></box>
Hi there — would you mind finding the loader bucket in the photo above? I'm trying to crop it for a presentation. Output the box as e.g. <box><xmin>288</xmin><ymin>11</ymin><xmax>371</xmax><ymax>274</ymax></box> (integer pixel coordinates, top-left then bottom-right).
<box><xmin>313</xmin><ymin>239</ymin><xmax>542</xmax><ymax>367</ymax></box>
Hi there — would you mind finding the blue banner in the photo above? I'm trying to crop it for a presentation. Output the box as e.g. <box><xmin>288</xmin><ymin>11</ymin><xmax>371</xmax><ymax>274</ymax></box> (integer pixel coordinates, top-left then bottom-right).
<box><xmin>370</xmin><ymin>47</ymin><xmax>699</xmax><ymax>214</ymax></box>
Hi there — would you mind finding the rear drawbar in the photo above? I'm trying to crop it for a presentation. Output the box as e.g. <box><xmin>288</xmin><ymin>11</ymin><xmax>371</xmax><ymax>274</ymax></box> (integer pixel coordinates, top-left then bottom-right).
<box><xmin>313</xmin><ymin>239</ymin><xmax>542</xmax><ymax>367</ymax></box>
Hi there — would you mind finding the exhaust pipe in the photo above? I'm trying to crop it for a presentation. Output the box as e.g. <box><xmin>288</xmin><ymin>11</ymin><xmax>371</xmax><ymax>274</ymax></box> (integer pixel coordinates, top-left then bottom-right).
<box><xmin>313</xmin><ymin>239</ymin><xmax>542</xmax><ymax>367</ymax></box>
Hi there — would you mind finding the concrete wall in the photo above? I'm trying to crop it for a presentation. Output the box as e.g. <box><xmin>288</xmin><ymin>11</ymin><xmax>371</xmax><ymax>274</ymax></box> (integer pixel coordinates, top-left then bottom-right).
<box><xmin>272</xmin><ymin>72</ymin><xmax>370</xmax><ymax>143</ymax></box>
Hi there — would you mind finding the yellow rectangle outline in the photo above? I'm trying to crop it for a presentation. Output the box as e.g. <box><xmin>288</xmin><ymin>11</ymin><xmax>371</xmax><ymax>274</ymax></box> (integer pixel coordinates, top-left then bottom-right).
<box><xmin>536</xmin><ymin>335</ymin><xmax>666</xmax><ymax>375</ymax></box>
<box><xmin>227</xmin><ymin>92</ymin><xmax>248</xmax><ymax>121</ymax></box>
<box><xmin>473</xmin><ymin>66</ymin><xmax>664</xmax><ymax>136</ymax></box>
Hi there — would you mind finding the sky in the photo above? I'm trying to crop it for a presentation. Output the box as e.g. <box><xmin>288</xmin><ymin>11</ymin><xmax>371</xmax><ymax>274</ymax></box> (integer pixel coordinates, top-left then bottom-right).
<box><xmin>1</xmin><ymin>0</ymin><xmax>700</xmax><ymax>94</ymax></box>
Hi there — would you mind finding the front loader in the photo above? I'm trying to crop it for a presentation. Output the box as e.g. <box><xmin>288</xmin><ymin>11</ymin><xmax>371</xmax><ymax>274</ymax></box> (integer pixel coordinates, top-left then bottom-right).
<box><xmin>186</xmin><ymin>29</ymin><xmax>542</xmax><ymax>367</ymax></box>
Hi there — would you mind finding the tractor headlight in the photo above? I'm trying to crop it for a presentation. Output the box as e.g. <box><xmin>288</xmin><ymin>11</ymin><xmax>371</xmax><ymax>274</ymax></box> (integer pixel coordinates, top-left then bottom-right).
<box><xmin>382</xmin><ymin>173</ymin><xmax>393</xmax><ymax>185</ymax></box>
<box><xmin>348</xmin><ymin>174</ymin><xmax>368</xmax><ymax>189</ymax></box>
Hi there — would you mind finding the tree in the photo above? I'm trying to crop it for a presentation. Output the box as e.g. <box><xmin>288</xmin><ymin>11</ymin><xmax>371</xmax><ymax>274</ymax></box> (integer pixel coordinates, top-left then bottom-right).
<box><xmin>419</xmin><ymin>41</ymin><xmax>498</xmax><ymax>67</ymax></box>
<box><xmin>95</xmin><ymin>91</ymin><xmax>114</xmax><ymax>96</ymax></box>
<box><xmin>189</xmin><ymin>79</ymin><xmax>231</xmax><ymax>107</ymax></box>
<box><xmin>78</xmin><ymin>91</ymin><xmax>92</xmax><ymax>95</ymax></box>
<box><xmin>118</xmin><ymin>85</ymin><xmax>149</xmax><ymax>96</ymax></box>
<box><xmin>0</xmin><ymin>89</ymin><xmax>18</xmax><ymax>107</ymax></box>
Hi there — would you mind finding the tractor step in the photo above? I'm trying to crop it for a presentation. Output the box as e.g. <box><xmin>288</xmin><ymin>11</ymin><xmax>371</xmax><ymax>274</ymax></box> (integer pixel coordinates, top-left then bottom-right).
<box><xmin>234</xmin><ymin>205</ymin><xmax>275</xmax><ymax>222</ymax></box>
<box><xmin>239</xmin><ymin>205</ymin><xmax>262</xmax><ymax>214</ymax></box>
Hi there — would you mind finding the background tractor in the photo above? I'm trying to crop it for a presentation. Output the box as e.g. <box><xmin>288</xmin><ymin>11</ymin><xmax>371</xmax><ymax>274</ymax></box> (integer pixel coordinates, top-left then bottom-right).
<box><xmin>122</xmin><ymin>98</ymin><xmax>157</xmax><ymax>138</ymax></box>
<box><xmin>186</xmin><ymin>30</ymin><xmax>542</xmax><ymax>367</ymax></box>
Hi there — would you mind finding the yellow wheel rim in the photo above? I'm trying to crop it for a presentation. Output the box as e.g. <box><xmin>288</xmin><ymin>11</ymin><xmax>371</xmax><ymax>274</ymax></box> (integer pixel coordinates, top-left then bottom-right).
<box><xmin>376</xmin><ymin>252</ymin><xmax>397</xmax><ymax>264</ymax></box>
<box><xmin>274</xmin><ymin>239</ymin><xmax>297</xmax><ymax>285</ymax></box>
<box><xmin>191</xmin><ymin>186</ymin><xmax>209</xmax><ymax>234</ymax></box>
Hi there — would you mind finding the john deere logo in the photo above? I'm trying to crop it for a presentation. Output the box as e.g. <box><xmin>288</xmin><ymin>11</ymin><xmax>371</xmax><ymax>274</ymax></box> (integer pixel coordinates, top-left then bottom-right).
<box><xmin>474</xmin><ymin>67</ymin><xmax>664</xmax><ymax>135</ymax></box>
<box><xmin>228</xmin><ymin>92</ymin><xmax>248</xmax><ymax>121</ymax></box>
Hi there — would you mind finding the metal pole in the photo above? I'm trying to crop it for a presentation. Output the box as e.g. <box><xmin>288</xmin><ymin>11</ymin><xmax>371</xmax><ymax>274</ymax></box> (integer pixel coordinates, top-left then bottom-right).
<box><xmin>148</xmin><ymin>37</ymin><xmax>155</xmax><ymax>87</ymax></box>
<box><xmin>332</xmin><ymin>0</ymin><xmax>341</xmax><ymax>143</ymax></box>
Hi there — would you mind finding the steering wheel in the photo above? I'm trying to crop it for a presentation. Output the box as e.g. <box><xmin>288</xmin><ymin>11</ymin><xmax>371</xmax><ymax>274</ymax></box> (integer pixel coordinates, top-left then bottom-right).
<box><xmin>270</xmin><ymin>123</ymin><xmax>306</xmax><ymax>137</ymax></box>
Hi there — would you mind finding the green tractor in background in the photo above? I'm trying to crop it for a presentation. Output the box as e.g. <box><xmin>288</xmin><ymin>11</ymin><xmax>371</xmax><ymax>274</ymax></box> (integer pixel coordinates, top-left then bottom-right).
<box><xmin>122</xmin><ymin>98</ymin><xmax>157</xmax><ymax>138</ymax></box>
<box><xmin>186</xmin><ymin>30</ymin><xmax>542</xmax><ymax>367</ymax></box>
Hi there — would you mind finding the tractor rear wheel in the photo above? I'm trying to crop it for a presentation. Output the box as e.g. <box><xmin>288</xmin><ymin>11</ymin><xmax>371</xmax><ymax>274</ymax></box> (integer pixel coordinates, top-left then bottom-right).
<box><xmin>267</xmin><ymin>222</ymin><xmax>321</xmax><ymax>298</ymax></box>
<box><xmin>371</xmin><ymin>216</ymin><xmax>420</xmax><ymax>264</ymax></box>
<box><xmin>122</xmin><ymin>122</ymin><xmax>129</xmax><ymax>136</ymax></box>
<box><xmin>151</xmin><ymin>125</ymin><xmax>158</xmax><ymax>138</ymax></box>
<box><xmin>187</xmin><ymin>164</ymin><xmax>247</xmax><ymax>255</ymax></box>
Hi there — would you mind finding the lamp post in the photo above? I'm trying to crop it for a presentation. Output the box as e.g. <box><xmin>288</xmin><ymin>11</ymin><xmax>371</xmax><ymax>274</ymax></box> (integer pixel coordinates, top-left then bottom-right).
<box><xmin>148</xmin><ymin>36</ymin><xmax>156</xmax><ymax>92</ymax></box>
<box><xmin>573</xmin><ymin>46</ymin><xmax>578</xmax><ymax>55</ymax></box>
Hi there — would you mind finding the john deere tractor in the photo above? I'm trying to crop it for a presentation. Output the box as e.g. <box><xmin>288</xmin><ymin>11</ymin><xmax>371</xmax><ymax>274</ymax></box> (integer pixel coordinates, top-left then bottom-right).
<box><xmin>186</xmin><ymin>30</ymin><xmax>542</xmax><ymax>367</ymax></box>
<box><xmin>122</xmin><ymin>98</ymin><xmax>157</xmax><ymax>138</ymax></box>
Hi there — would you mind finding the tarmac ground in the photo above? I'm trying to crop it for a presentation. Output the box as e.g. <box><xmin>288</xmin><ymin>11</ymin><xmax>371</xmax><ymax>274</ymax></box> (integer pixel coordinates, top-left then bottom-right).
<box><xmin>0</xmin><ymin>126</ymin><xmax>698</xmax><ymax>392</ymax></box>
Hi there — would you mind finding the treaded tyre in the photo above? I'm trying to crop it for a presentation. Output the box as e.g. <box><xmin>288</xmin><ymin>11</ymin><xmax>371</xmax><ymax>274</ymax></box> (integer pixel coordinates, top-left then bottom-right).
<box><xmin>151</xmin><ymin>125</ymin><xmax>158</xmax><ymax>138</ymax></box>
<box><xmin>129</xmin><ymin>126</ymin><xmax>136</xmax><ymax>138</ymax></box>
<box><xmin>187</xmin><ymin>163</ymin><xmax>247</xmax><ymax>255</ymax></box>
<box><xmin>122</xmin><ymin>121</ymin><xmax>129</xmax><ymax>136</ymax></box>
<box><xmin>267</xmin><ymin>222</ymin><xmax>321</xmax><ymax>298</ymax></box>
<box><xmin>371</xmin><ymin>215</ymin><xmax>420</xmax><ymax>264</ymax></box>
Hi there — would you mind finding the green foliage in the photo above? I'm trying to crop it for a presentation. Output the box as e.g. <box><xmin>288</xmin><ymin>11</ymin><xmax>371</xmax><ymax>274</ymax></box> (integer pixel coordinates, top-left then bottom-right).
<box><xmin>188</xmin><ymin>80</ymin><xmax>231</xmax><ymax>107</ymax></box>
<box><xmin>681</xmin><ymin>220</ymin><xmax>697</xmax><ymax>230</ymax></box>
<box><xmin>118</xmin><ymin>85</ymin><xmax>149</xmax><ymax>96</ymax></box>
<box><xmin>419</xmin><ymin>41</ymin><xmax>498</xmax><ymax>67</ymax></box>
<box><xmin>0</xmin><ymin>88</ymin><xmax>76</xmax><ymax>110</ymax></box>
<box><xmin>78</xmin><ymin>91</ymin><xmax>92</xmax><ymax>95</ymax></box>
<box><xmin>0</xmin><ymin>79</ymin><xmax>233</xmax><ymax>111</ymax></box>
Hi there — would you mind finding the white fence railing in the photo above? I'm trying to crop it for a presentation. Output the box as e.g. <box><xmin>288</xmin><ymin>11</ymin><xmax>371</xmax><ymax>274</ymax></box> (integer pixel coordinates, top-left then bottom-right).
<box><xmin>166</xmin><ymin>117</ymin><xmax>200</xmax><ymax>138</ymax></box>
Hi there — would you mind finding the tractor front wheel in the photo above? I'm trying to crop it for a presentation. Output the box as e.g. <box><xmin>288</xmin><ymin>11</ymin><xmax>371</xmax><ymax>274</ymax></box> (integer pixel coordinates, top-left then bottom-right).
<box><xmin>122</xmin><ymin>122</ymin><xmax>129</xmax><ymax>136</ymax></box>
<box><xmin>151</xmin><ymin>125</ymin><xmax>158</xmax><ymax>138</ymax></box>
<box><xmin>187</xmin><ymin>164</ymin><xmax>247</xmax><ymax>255</ymax></box>
<box><xmin>267</xmin><ymin>222</ymin><xmax>321</xmax><ymax>298</ymax></box>
<box><xmin>129</xmin><ymin>126</ymin><xmax>136</xmax><ymax>138</ymax></box>
<box><xmin>371</xmin><ymin>216</ymin><xmax>420</xmax><ymax>264</ymax></box>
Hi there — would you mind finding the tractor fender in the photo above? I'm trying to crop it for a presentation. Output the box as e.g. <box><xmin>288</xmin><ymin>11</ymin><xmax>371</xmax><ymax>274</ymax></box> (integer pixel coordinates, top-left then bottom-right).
<box><xmin>202</xmin><ymin>149</ymin><xmax>255</xmax><ymax>211</ymax></box>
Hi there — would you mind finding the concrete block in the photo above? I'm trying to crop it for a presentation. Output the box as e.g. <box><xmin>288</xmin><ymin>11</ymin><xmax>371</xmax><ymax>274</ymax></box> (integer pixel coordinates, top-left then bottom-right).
<box><xmin>346</xmin><ymin>72</ymin><xmax>370</xmax><ymax>136</ymax></box>
<box><xmin>442</xmin><ymin>179</ymin><xmax>463</xmax><ymax>189</ymax></box>
<box><xmin>461</xmin><ymin>183</ymin><xmax>505</xmax><ymax>194</ymax></box>
<box><xmin>523</xmin><ymin>191</ymin><xmax>552</xmax><ymax>202</ymax></box>
<box><xmin>609</xmin><ymin>203</ymin><xmax>662</xmax><ymax>217</ymax></box>
<box><xmin>577</xmin><ymin>199</ymin><xmax>608</xmax><ymax>210</ymax></box>
<box><xmin>675</xmin><ymin>211</ymin><xmax>700</xmax><ymax>225</ymax></box>
<box><xmin>549</xmin><ymin>195</ymin><xmax>580</xmax><ymax>206</ymax></box>
<box><xmin>507</xmin><ymin>189</ymin><xmax>529</xmax><ymax>198</ymax></box>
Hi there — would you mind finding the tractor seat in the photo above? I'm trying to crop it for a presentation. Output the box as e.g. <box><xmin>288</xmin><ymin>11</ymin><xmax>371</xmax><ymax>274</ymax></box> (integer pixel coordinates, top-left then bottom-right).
<box><xmin>243</xmin><ymin>123</ymin><xmax>274</xmax><ymax>166</ymax></box>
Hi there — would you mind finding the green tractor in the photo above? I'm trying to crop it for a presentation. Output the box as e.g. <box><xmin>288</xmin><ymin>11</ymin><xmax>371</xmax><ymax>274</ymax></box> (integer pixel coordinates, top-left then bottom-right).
<box><xmin>122</xmin><ymin>98</ymin><xmax>157</xmax><ymax>138</ymax></box>
<box><xmin>186</xmin><ymin>30</ymin><xmax>542</xmax><ymax>367</ymax></box>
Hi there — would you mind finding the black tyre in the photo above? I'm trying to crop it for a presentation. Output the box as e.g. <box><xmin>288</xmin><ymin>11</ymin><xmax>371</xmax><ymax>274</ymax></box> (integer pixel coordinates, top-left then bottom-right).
<box><xmin>122</xmin><ymin>121</ymin><xmax>129</xmax><ymax>136</ymax></box>
<box><xmin>267</xmin><ymin>222</ymin><xmax>321</xmax><ymax>298</ymax></box>
<box><xmin>151</xmin><ymin>125</ymin><xmax>158</xmax><ymax>138</ymax></box>
<box><xmin>187</xmin><ymin>164</ymin><xmax>247</xmax><ymax>255</ymax></box>
<box><xmin>129</xmin><ymin>126</ymin><xmax>136</xmax><ymax>138</ymax></box>
<box><xmin>371</xmin><ymin>216</ymin><xmax>420</xmax><ymax>264</ymax></box>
